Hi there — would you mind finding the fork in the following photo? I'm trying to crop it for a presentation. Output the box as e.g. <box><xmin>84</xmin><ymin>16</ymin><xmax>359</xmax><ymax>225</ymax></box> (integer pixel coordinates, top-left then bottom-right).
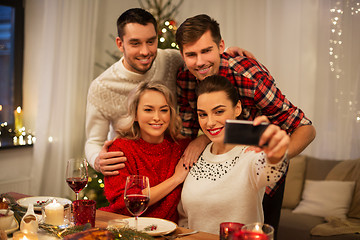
<box><xmin>161</xmin><ymin>230</ymin><xmax>199</xmax><ymax>239</ymax></box>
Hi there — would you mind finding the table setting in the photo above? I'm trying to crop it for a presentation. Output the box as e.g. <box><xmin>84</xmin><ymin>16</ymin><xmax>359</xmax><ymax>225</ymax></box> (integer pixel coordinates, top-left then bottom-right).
<box><xmin>0</xmin><ymin>170</ymin><xmax>274</xmax><ymax>240</ymax></box>
<box><xmin>0</xmin><ymin>168</ymin><xmax>203</xmax><ymax>240</ymax></box>
<box><xmin>0</xmin><ymin>192</ymin><xmax>191</xmax><ymax>240</ymax></box>
<box><xmin>0</xmin><ymin>192</ymin><xmax>272</xmax><ymax>240</ymax></box>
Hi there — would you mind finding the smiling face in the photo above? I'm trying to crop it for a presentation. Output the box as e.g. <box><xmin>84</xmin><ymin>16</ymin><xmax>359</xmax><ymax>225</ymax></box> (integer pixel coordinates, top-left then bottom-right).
<box><xmin>181</xmin><ymin>30</ymin><xmax>225</xmax><ymax>81</ymax></box>
<box><xmin>197</xmin><ymin>91</ymin><xmax>241</xmax><ymax>149</ymax></box>
<box><xmin>116</xmin><ymin>23</ymin><xmax>158</xmax><ymax>74</ymax></box>
<box><xmin>136</xmin><ymin>89</ymin><xmax>170</xmax><ymax>144</ymax></box>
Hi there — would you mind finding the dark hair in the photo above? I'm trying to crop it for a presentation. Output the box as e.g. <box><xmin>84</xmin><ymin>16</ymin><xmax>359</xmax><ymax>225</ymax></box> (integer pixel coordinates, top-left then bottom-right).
<box><xmin>176</xmin><ymin>14</ymin><xmax>222</xmax><ymax>52</ymax></box>
<box><xmin>117</xmin><ymin>8</ymin><xmax>157</xmax><ymax>39</ymax></box>
<box><xmin>196</xmin><ymin>75</ymin><xmax>239</xmax><ymax>107</ymax></box>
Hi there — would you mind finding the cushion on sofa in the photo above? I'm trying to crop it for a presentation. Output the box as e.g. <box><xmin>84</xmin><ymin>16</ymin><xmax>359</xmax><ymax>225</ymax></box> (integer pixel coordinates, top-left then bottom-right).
<box><xmin>311</xmin><ymin>216</ymin><xmax>360</xmax><ymax>237</ymax></box>
<box><xmin>326</xmin><ymin>158</ymin><xmax>360</xmax><ymax>219</ymax></box>
<box><xmin>305</xmin><ymin>157</ymin><xmax>341</xmax><ymax>180</ymax></box>
<box><xmin>282</xmin><ymin>155</ymin><xmax>307</xmax><ymax>208</ymax></box>
<box><xmin>292</xmin><ymin>180</ymin><xmax>355</xmax><ymax>219</ymax></box>
<box><xmin>279</xmin><ymin>157</ymin><xmax>360</xmax><ymax>240</ymax></box>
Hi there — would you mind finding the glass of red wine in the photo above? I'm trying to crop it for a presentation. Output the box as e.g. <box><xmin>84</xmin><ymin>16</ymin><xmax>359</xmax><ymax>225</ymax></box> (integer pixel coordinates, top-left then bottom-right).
<box><xmin>124</xmin><ymin>175</ymin><xmax>150</xmax><ymax>231</ymax></box>
<box><xmin>66</xmin><ymin>158</ymin><xmax>88</xmax><ymax>201</ymax></box>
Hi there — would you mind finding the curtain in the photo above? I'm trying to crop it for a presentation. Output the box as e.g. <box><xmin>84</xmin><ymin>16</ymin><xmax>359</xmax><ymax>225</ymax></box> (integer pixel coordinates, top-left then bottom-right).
<box><xmin>312</xmin><ymin>0</ymin><xmax>360</xmax><ymax>159</ymax></box>
<box><xmin>28</xmin><ymin>0</ymin><xmax>99</xmax><ymax>196</ymax></box>
<box><xmin>176</xmin><ymin>0</ymin><xmax>360</xmax><ymax>160</ymax></box>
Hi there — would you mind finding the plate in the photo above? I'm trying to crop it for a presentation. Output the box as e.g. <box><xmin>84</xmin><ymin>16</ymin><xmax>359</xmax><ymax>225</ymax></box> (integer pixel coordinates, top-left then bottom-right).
<box><xmin>124</xmin><ymin>217</ymin><xmax>177</xmax><ymax>236</ymax></box>
<box><xmin>4</xmin><ymin>217</ymin><xmax>19</xmax><ymax>235</ymax></box>
<box><xmin>17</xmin><ymin>196</ymin><xmax>72</xmax><ymax>211</ymax></box>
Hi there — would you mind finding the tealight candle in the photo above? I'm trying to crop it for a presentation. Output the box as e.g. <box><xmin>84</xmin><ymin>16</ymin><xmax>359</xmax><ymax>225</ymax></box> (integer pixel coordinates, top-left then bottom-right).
<box><xmin>241</xmin><ymin>223</ymin><xmax>274</xmax><ymax>240</ymax></box>
<box><xmin>44</xmin><ymin>199</ymin><xmax>64</xmax><ymax>225</ymax></box>
<box><xmin>13</xmin><ymin>231</ymin><xmax>38</xmax><ymax>240</ymax></box>
<box><xmin>254</xmin><ymin>223</ymin><xmax>264</xmax><ymax>233</ymax></box>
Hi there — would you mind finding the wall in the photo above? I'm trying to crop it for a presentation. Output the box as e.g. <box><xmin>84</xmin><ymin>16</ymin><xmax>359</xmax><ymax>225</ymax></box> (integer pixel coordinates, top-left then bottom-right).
<box><xmin>94</xmin><ymin>0</ymin><xmax>139</xmax><ymax>78</ymax></box>
<box><xmin>0</xmin><ymin>147</ymin><xmax>33</xmax><ymax>194</ymax></box>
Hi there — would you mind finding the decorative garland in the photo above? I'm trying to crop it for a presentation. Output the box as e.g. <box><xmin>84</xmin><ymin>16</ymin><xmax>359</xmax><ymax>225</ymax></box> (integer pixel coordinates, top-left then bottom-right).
<box><xmin>40</xmin><ymin>223</ymin><xmax>154</xmax><ymax>239</ymax></box>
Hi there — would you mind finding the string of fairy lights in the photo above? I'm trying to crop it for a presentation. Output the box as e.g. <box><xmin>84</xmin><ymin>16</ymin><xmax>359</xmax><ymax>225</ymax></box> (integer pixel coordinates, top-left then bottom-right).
<box><xmin>329</xmin><ymin>0</ymin><xmax>360</xmax><ymax>123</ymax></box>
<box><xmin>0</xmin><ymin>106</ymin><xmax>36</xmax><ymax>147</ymax></box>
<box><xmin>158</xmin><ymin>19</ymin><xmax>179</xmax><ymax>49</ymax></box>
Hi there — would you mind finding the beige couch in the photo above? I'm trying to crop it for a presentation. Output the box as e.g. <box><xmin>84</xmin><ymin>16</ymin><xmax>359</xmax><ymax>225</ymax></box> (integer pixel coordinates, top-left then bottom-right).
<box><xmin>278</xmin><ymin>155</ymin><xmax>360</xmax><ymax>240</ymax></box>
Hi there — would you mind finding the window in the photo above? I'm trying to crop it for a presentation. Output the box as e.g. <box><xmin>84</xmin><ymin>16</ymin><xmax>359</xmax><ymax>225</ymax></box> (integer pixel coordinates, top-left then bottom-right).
<box><xmin>0</xmin><ymin>0</ymin><xmax>25</xmax><ymax>148</ymax></box>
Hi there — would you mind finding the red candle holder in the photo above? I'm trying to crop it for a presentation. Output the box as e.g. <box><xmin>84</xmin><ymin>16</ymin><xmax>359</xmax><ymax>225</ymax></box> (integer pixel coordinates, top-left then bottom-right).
<box><xmin>233</xmin><ymin>230</ymin><xmax>269</xmax><ymax>240</ymax></box>
<box><xmin>220</xmin><ymin>222</ymin><xmax>244</xmax><ymax>240</ymax></box>
<box><xmin>241</xmin><ymin>222</ymin><xmax>273</xmax><ymax>240</ymax></box>
<box><xmin>72</xmin><ymin>200</ymin><xmax>96</xmax><ymax>227</ymax></box>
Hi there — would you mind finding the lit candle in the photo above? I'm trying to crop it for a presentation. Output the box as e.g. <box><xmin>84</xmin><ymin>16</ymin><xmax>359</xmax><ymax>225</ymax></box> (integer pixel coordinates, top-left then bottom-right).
<box><xmin>13</xmin><ymin>136</ymin><xmax>18</xmax><ymax>145</ymax></box>
<box><xmin>44</xmin><ymin>199</ymin><xmax>64</xmax><ymax>225</ymax></box>
<box><xmin>254</xmin><ymin>224</ymin><xmax>264</xmax><ymax>233</ymax></box>
<box><xmin>241</xmin><ymin>223</ymin><xmax>273</xmax><ymax>240</ymax></box>
<box><xmin>14</xmin><ymin>106</ymin><xmax>23</xmax><ymax>134</ymax></box>
<box><xmin>19</xmin><ymin>135</ymin><xmax>25</xmax><ymax>145</ymax></box>
<box><xmin>27</xmin><ymin>135</ymin><xmax>32</xmax><ymax>144</ymax></box>
<box><xmin>13</xmin><ymin>231</ymin><xmax>38</xmax><ymax>240</ymax></box>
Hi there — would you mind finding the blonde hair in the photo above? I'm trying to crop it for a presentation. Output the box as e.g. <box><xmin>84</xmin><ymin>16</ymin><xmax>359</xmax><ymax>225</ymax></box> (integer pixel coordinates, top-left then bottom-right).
<box><xmin>116</xmin><ymin>81</ymin><xmax>182</xmax><ymax>141</ymax></box>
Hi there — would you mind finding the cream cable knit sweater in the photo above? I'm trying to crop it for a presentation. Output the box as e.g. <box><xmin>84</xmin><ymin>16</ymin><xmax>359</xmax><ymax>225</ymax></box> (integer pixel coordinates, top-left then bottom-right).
<box><xmin>85</xmin><ymin>49</ymin><xmax>183</xmax><ymax>168</ymax></box>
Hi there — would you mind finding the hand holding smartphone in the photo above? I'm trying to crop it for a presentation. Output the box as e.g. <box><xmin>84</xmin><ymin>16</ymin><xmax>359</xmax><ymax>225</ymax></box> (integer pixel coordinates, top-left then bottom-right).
<box><xmin>224</xmin><ymin>120</ymin><xmax>269</xmax><ymax>146</ymax></box>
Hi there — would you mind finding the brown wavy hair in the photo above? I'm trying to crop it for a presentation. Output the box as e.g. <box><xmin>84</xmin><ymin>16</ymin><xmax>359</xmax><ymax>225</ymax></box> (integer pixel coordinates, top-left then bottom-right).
<box><xmin>116</xmin><ymin>81</ymin><xmax>182</xmax><ymax>142</ymax></box>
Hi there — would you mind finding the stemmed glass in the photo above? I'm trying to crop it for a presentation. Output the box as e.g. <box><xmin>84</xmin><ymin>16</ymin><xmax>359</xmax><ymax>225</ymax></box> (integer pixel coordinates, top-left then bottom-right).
<box><xmin>66</xmin><ymin>158</ymin><xmax>88</xmax><ymax>201</ymax></box>
<box><xmin>124</xmin><ymin>175</ymin><xmax>150</xmax><ymax>231</ymax></box>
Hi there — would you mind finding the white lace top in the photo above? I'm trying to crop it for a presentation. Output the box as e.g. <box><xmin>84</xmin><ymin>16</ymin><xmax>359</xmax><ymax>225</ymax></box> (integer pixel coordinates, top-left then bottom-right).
<box><xmin>178</xmin><ymin>143</ymin><xmax>288</xmax><ymax>234</ymax></box>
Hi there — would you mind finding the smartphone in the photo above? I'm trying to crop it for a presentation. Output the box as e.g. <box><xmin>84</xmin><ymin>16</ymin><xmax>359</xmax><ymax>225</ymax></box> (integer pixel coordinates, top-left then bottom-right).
<box><xmin>224</xmin><ymin>120</ymin><xmax>269</xmax><ymax>146</ymax></box>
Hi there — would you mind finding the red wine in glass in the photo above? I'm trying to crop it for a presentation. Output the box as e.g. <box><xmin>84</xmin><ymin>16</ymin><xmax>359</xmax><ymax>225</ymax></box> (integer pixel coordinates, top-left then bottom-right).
<box><xmin>66</xmin><ymin>158</ymin><xmax>88</xmax><ymax>200</ymax></box>
<box><xmin>66</xmin><ymin>177</ymin><xmax>88</xmax><ymax>193</ymax></box>
<box><xmin>124</xmin><ymin>194</ymin><xmax>150</xmax><ymax>216</ymax></box>
<box><xmin>124</xmin><ymin>175</ymin><xmax>150</xmax><ymax>231</ymax></box>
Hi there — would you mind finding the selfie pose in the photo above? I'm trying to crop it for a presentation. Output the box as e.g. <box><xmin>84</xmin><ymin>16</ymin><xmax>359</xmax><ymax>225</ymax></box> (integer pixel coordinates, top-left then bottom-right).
<box><xmin>178</xmin><ymin>75</ymin><xmax>290</xmax><ymax>234</ymax></box>
<box><xmin>85</xmin><ymin>8</ymin><xmax>252</xmax><ymax>176</ymax></box>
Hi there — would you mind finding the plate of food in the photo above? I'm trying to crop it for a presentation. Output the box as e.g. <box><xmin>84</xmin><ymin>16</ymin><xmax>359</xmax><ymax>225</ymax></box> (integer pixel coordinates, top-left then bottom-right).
<box><xmin>17</xmin><ymin>196</ymin><xmax>72</xmax><ymax>211</ymax></box>
<box><xmin>124</xmin><ymin>217</ymin><xmax>177</xmax><ymax>236</ymax></box>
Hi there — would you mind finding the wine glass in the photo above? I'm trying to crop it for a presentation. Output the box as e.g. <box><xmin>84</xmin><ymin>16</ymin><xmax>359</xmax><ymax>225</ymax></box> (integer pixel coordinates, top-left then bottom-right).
<box><xmin>66</xmin><ymin>158</ymin><xmax>88</xmax><ymax>201</ymax></box>
<box><xmin>124</xmin><ymin>175</ymin><xmax>150</xmax><ymax>231</ymax></box>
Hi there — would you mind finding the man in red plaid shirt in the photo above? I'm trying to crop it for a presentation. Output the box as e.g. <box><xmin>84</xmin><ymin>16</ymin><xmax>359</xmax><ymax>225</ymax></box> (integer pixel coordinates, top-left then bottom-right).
<box><xmin>175</xmin><ymin>14</ymin><xmax>316</xmax><ymax>239</ymax></box>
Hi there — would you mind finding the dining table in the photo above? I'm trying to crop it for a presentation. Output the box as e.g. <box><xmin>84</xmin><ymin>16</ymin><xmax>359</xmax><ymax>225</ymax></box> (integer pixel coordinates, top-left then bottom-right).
<box><xmin>5</xmin><ymin>192</ymin><xmax>219</xmax><ymax>240</ymax></box>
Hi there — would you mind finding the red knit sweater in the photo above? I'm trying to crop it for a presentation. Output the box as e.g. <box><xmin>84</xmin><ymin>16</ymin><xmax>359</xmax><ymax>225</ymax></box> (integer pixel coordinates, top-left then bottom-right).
<box><xmin>103</xmin><ymin>136</ymin><xmax>190</xmax><ymax>223</ymax></box>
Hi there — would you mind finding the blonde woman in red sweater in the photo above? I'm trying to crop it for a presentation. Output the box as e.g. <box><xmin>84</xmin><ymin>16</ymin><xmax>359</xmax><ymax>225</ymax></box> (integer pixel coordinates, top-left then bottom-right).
<box><xmin>103</xmin><ymin>81</ymin><xmax>190</xmax><ymax>222</ymax></box>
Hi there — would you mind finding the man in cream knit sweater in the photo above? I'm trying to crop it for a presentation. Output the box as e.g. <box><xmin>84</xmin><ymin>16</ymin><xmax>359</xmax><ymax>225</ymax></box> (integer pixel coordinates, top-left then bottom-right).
<box><xmin>85</xmin><ymin>8</ymin><xmax>183</xmax><ymax>174</ymax></box>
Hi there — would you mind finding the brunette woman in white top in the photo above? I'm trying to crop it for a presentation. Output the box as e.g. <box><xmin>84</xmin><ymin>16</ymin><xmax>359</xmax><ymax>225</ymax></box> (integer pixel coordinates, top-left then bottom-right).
<box><xmin>178</xmin><ymin>75</ymin><xmax>290</xmax><ymax>234</ymax></box>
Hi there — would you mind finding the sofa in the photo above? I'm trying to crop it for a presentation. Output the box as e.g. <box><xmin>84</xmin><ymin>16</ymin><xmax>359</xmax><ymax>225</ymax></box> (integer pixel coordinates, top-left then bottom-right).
<box><xmin>278</xmin><ymin>155</ymin><xmax>360</xmax><ymax>240</ymax></box>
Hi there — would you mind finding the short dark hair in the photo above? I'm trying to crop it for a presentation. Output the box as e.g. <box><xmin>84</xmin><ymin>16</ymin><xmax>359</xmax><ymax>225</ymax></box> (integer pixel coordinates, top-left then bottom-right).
<box><xmin>117</xmin><ymin>8</ymin><xmax>157</xmax><ymax>39</ymax></box>
<box><xmin>176</xmin><ymin>14</ymin><xmax>222</xmax><ymax>52</ymax></box>
<box><xmin>196</xmin><ymin>75</ymin><xmax>239</xmax><ymax>107</ymax></box>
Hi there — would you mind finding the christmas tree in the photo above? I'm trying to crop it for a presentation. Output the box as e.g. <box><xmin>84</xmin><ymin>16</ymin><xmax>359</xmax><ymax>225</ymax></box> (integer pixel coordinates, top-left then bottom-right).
<box><xmin>139</xmin><ymin>0</ymin><xmax>183</xmax><ymax>49</ymax></box>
